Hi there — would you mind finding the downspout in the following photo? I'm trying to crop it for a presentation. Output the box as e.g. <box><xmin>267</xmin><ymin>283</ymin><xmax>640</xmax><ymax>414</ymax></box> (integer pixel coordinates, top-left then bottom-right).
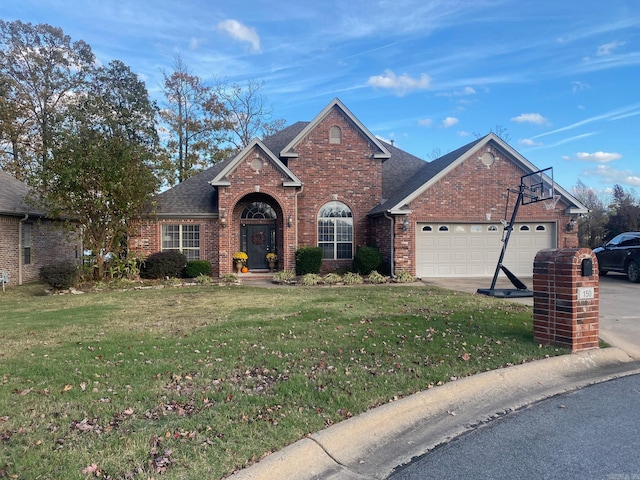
<box><xmin>294</xmin><ymin>184</ymin><xmax>304</xmax><ymax>261</ymax></box>
<box><xmin>18</xmin><ymin>213</ymin><xmax>28</xmax><ymax>286</ymax></box>
<box><xmin>383</xmin><ymin>211</ymin><xmax>395</xmax><ymax>278</ymax></box>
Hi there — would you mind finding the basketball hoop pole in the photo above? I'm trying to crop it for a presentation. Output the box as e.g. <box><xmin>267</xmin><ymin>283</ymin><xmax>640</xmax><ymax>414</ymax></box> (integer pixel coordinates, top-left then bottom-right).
<box><xmin>488</xmin><ymin>182</ymin><xmax>524</xmax><ymax>291</ymax></box>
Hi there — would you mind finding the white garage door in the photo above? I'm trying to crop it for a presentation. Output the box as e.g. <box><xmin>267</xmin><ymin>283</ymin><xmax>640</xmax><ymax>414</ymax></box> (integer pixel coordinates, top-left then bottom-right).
<box><xmin>416</xmin><ymin>223</ymin><xmax>556</xmax><ymax>278</ymax></box>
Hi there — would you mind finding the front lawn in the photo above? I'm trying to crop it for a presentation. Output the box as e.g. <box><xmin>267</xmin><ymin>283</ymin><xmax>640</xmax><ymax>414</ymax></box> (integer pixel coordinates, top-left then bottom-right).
<box><xmin>0</xmin><ymin>282</ymin><xmax>565</xmax><ymax>479</ymax></box>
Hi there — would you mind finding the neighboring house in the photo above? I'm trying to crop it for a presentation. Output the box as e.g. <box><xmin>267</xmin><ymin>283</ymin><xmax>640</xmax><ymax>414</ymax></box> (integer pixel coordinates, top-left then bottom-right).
<box><xmin>129</xmin><ymin>98</ymin><xmax>587</xmax><ymax>279</ymax></box>
<box><xmin>0</xmin><ymin>171</ymin><xmax>80</xmax><ymax>286</ymax></box>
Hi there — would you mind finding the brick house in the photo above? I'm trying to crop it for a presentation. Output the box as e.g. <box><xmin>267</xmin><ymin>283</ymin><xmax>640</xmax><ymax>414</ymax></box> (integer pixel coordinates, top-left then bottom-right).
<box><xmin>0</xmin><ymin>171</ymin><xmax>81</xmax><ymax>286</ymax></box>
<box><xmin>129</xmin><ymin>98</ymin><xmax>587</xmax><ymax>279</ymax></box>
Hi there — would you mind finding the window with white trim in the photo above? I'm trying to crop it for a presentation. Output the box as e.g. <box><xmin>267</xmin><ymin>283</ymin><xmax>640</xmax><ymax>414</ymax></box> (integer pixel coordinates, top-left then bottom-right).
<box><xmin>162</xmin><ymin>224</ymin><xmax>200</xmax><ymax>260</ymax></box>
<box><xmin>318</xmin><ymin>201</ymin><xmax>353</xmax><ymax>259</ymax></box>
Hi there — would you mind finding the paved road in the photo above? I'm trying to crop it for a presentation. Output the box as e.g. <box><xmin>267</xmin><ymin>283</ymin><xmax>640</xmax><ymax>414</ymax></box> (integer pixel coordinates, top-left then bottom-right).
<box><xmin>388</xmin><ymin>373</ymin><xmax>640</xmax><ymax>480</ymax></box>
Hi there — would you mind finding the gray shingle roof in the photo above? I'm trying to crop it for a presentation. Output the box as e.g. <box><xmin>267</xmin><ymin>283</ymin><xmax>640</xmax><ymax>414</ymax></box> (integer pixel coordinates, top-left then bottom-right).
<box><xmin>154</xmin><ymin>163</ymin><xmax>225</xmax><ymax>216</ymax></box>
<box><xmin>152</xmin><ymin>121</ymin><xmax>486</xmax><ymax>217</ymax></box>
<box><xmin>370</xmin><ymin>136</ymin><xmax>486</xmax><ymax>215</ymax></box>
<box><xmin>0</xmin><ymin>170</ymin><xmax>45</xmax><ymax>216</ymax></box>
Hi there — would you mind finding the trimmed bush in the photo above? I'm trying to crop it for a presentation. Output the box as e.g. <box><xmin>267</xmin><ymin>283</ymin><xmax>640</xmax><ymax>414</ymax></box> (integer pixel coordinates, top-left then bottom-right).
<box><xmin>140</xmin><ymin>251</ymin><xmax>187</xmax><ymax>279</ymax></box>
<box><xmin>295</xmin><ymin>246</ymin><xmax>322</xmax><ymax>275</ymax></box>
<box><xmin>352</xmin><ymin>245</ymin><xmax>383</xmax><ymax>275</ymax></box>
<box><xmin>366</xmin><ymin>270</ymin><xmax>388</xmax><ymax>284</ymax></box>
<box><xmin>394</xmin><ymin>271</ymin><xmax>416</xmax><ymax>283</ymax></box>
<box><xmin>301</xmin><ymin>273</ymin><xmax>323</xmax><ymax>286</ymax></box>
<box><xmin>323</xmin><ymin>273</ymin><xmax>342</xmax><ymax>285</ymax></box>
<box><xmin>39</xmin><ymin>261</ymin><xmax>79</xmax><ymax>289</ymax></box>
<box><xmin>273</xmin><ymin>270</ymin><xmax>296</xmax><ymax>284</ymax></box>
<box><xmin>184</xmin><ymin>260</ymin><xmax>212</xmax><ymax>278</ymax></box>
<box><xmin>343</xmin><ymin>272</ymin><xmax>363</xmax><ymax>285</ymax></box>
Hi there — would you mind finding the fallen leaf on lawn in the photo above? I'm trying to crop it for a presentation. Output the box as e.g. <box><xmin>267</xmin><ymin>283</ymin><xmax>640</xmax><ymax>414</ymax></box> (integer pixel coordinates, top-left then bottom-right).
<box><xmin>62</xmin><ymin>384</ymin><xmax>73</xmax><ymax>392</ymax></box>
<box><xmin>81</xmin><ymin>463</ymin><xmax>99</xmax><ymax>474</ymax></box>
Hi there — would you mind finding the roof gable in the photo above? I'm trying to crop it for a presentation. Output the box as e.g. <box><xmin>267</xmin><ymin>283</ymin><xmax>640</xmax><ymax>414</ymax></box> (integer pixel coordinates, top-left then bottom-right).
<box><xmin>209</xmin><ymin>138</ymin><xmax>302</xmax><ymax>187</ymax></box>
<box><xmin>279</xmin><ymin>98</ymin><xmax>391</xmax><ymax>160</ymax></box>
<box><xmin>370</xmin><ymin>133</ymin><xmax>588</xmax><ymax>215</ymax></box>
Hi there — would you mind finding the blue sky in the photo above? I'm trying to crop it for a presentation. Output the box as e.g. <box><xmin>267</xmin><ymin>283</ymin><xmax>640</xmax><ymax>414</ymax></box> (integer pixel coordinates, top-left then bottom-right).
<box><xmin>1</xmin><ymin>0</ymin><xmax>639</xmax><ymax>195</ymax></box>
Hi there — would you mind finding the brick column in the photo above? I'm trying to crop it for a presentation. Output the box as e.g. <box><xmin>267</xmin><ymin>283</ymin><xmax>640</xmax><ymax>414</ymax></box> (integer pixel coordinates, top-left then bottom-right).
<box><xmin>533</xmin><ymin>248</ymin><xmax>599</xmax><ymax>352</ymax></box>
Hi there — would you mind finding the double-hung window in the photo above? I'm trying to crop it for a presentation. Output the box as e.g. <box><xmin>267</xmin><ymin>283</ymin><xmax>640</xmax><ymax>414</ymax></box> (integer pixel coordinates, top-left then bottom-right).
<box><xmin>22</xmin><ymin>223</ymin><xmax>31</xmax><ymax>265</ymax></box>
<box><xmin>162</xmin><ymin>224</ymin><xmax>200</xmax><ymax>260</ymax></box>
<box><xmin>318</xmin><ymin>201</ymin><xmax>353</xmax><ymax>259</ymax></box>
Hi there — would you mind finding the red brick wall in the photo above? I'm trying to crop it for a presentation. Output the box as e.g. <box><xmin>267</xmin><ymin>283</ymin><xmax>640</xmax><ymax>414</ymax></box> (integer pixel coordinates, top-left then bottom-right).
<box><xmin>129</xmin><ymin>218</ymin><xmax>219</xmax><ymax>275</ymax></box>
<box><xmin>0</xmin><ymin>215</ymin><xmax>80</xmax><ymax>286</ymax></box>
<box><xmin>217</xmin><ymin>147</ymin><xmax>299</xmax><ymax>274</ymax></box>
<box><xmin>533</xmin><ymin>248</ymin><xmax>599</xmax><ymax>352</ymax></box>
<box><xmin>286</xmin><ymin>107</ymin><xmax>383</xmax><ymax>272</ymax></box>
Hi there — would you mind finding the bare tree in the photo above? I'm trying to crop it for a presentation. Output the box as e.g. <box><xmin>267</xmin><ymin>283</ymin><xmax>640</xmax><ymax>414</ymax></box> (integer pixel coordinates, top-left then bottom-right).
<box><xmin>215</xmin><ymin>78</ymin><xmax>286</xmax><ymax>150</ymax></box>
<box><xmin>159</xmin><ymin>56</ymin><xmax>231</xmax><ymax>185</ymax></box>
<box><xmin>572</xmin><ymin>179</ymin><xmax>608</xmax><ymax>248</ymax></box>
<box><xmin>474</xmin><ymin>125</ymin><xmax>511</xmax><ymax>143</ymax></box>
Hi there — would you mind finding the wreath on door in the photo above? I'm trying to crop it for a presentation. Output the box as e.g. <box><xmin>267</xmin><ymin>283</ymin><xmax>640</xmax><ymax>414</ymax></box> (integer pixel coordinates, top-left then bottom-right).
<box><xmin>251</xmin><ymin>231</ymin><xmax>266</xmax><ymax>245</ymax></box>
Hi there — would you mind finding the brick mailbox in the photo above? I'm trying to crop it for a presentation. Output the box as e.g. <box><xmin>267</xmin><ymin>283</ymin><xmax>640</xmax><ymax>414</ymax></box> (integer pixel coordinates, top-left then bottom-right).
<box><xmin>533</xmin><ymin>248</ymin><xmax>599</xmax><ymax>352</ymax></box>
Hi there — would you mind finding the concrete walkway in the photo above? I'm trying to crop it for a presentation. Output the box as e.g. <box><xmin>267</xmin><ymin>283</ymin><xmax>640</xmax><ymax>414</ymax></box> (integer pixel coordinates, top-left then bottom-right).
<box><xmin>227</xmin><ymin>276</ymin><xmax>640</xmax><ymax>480</ymax></box>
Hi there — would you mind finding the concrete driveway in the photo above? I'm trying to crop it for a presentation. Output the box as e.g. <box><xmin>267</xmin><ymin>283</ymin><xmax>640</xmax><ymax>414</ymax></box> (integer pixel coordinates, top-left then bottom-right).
<box><xmin>422</xmin><ymin>273</ymin><xmax>640</xmax><ymax>359</ymax></box>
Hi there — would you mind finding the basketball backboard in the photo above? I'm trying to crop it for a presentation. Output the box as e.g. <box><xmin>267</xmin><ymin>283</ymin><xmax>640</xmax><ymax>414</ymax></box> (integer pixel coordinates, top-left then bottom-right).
<box><xmin>521</xmin><ymin>167</ymin><xmax>554</xmax><ymax>205</ymax></box>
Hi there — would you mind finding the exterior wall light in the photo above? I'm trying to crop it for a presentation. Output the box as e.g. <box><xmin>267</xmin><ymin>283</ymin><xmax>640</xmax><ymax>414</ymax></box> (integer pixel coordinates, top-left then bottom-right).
<box><xmin>402</xmin><ymin>216</ymin><xmax>410</xmax><ymax>232</ymax></box>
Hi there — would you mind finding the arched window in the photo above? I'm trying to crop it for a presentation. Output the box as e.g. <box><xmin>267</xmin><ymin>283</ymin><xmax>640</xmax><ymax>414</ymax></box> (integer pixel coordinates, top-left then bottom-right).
<box><xmin>318</xmin><ymin>201</ymin><xmax>353</xmax><ymax>259</ymax></box>
<box><xmin>329</xmin><ymin>126</ymin><xmax>342</xmax><ymax>144</ymax></box>
<box><xmin>241</xmin><ymin>202</ymin><xmax>277</xmax><ymax>219</ymax></box>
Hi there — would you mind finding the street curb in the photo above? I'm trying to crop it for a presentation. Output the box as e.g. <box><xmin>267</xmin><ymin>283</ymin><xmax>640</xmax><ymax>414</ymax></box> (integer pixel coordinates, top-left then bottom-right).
<box><xmin>226</xmin><ymin>347</ymin><xmax>640</xmax><ymax>480</ymax></box>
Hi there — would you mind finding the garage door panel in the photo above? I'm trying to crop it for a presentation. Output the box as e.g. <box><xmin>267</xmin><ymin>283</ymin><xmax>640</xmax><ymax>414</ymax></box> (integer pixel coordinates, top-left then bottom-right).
<box><xmin>416</xmin><ymin>223</ymin><xmax>555</xmax><ymax>278</ymax></box>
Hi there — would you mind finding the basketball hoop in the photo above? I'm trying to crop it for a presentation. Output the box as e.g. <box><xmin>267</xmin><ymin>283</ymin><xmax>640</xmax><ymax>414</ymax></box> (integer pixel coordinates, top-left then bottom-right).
<box><xmin>543</xmin><ymin>195</ymin><xmax>560</xmax><ymax>210</ymax></box>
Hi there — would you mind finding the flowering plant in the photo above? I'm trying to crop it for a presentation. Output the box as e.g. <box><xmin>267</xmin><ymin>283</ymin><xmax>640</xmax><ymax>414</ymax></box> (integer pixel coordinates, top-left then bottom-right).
<box><xmin>266</xmin><ymin>252</ymin><xmax>278</xmax><ymax>262</ymax></box>
<box><xmin>232</xmin><ymin>251</ymin><xmax>248</xmax><ymax>262</ymax></box>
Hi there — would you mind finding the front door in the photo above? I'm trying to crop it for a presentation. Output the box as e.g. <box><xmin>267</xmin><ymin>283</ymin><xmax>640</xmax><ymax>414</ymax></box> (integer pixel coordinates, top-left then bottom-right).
<box><xmin>246</xmin><ymin>224</ymin><xmax>276</xmax><ymax>270</ymax></box>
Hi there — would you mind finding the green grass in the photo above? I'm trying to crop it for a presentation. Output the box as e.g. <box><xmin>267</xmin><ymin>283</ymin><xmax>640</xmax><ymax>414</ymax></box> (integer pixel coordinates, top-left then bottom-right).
<box><xmin>0</xmin><ymin>282</ymin><xmax>566</xmax><ymax>479</ymax></box>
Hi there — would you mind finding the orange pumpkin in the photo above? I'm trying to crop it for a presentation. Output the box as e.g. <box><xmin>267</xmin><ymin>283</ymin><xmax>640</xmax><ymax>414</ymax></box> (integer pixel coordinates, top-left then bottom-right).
<box><xmin>241</xmin><ymin>266</ymin><xmax>249</xmax><ymax>273</ymax></box>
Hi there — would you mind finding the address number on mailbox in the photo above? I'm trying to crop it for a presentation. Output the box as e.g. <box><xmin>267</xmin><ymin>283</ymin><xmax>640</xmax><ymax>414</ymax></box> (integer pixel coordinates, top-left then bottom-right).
<box><xmin>577</xmin><ymin>287</ymin><xmax>595</xmax><ymax>300</ymax></box>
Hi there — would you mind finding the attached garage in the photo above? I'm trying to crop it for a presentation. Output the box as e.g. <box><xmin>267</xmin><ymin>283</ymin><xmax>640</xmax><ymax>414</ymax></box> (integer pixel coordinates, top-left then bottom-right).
<box><xmin>415</xmin><ymin>222</ymin><xmax>556</xmax><ymax>278</ymax></box>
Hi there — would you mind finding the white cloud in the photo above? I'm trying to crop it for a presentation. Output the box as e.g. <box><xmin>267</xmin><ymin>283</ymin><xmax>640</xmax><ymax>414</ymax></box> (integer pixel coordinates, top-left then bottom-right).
<box><xmin>575</xmin><ymin>151</ymin><xmax>622</xmax><ymax>163</ymax></box>
<box><xmin>511</xmin><ymin>113</ymin><xmax>549</xmax><ymax>125</ymax></box>
<box><xmin>366</xmin><ymin>69</ymin><xmax>431</xmax><ymax>96</ymax></box>
<box><xmin>597</xmin><ymin>41</ymin><xmax>626</xmax><ymax>56</ymax></box>
<box><xmin>418</xmin><ymin>118</ymin><xmax>433</xmax><ymax>127</ymax></box>
<box><xmin>442</xmin><ymin>117</ymin><xmax>458</xmax><ymax>128</ymax></box>
<box><xmin>572</xmin><ymin>81</ymin><xmax>590</xmax><ymax>93</ymax></box>
<box><xmin>438</xmin><ymin>86</ymin><xmax>476</xmax><ymax>97</ymax></box>
<box><xmin>519</xmin><ymin>138</ymin><xmax>543</xmax><ymax>147</ymax></box>
<box><xmin>217</xmin><ymin>19</ymin><xmax>261</xmax><ymax>53</ymax></box>
<box><xmin>584</xmin><ymin>164</ymin><xmax>640</xmax><ymax>187</ymax></box>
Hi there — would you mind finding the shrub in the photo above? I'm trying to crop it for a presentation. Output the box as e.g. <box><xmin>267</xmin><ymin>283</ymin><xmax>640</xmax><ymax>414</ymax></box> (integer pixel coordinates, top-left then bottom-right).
<box><xmin>301</xmin><ymin>273</ymin><xmax>323</xmax><ymax>286</ymax></box>
<box><xmin>220</xmin><ymin>273</ymin><xmax>238</xmax><ymax>284</ymax></box>
<box><xmin>394</xmin><ymin>271</ymin><xmax>416</xmax><ymax>283</ymax></box>
<box><xmin>366</xmin><ymin>270</ymin><xmax>388</xmax><ymax>284</ymax></box>
<box><xmin>39</xmin><ymin>261</ymin><xmax>79</xmax><ymax>289</ymax></box>
<box><xmin>343</xmin><ymin>272</ymin><xmax>363</xmax><ymax>285</ymax></box>
<box><xmin>140</xmin><ymin>251</ymin><xmax>187</xmax><ymax>279</ymax></box>
<box><xmin>184</xmin><ymin>260</ymin><xmax>212</xmax><ymax>278</ymax></box>
<box><xmin>352</xmin><ymin>246</ymin><xmax>383</xmax><ymax>274</ymax></box>
<box><xmin>194</xmin><ymin>273</ymin><xmax>213</xmax><ymax>285</ymax></box>
<box><xmin>323</xmin><ymin>272</ymin><xmax>342</xmax><ymax>285</ymax></box>
<box><xmin>295</xmin><ymin>246</ymin><xmax>322</xmax><ymax>275</ymax></box>
<box><xmin>273</xmin><ymin>270</ymin><xmax>296</xmax><ymax>284</ymax></box>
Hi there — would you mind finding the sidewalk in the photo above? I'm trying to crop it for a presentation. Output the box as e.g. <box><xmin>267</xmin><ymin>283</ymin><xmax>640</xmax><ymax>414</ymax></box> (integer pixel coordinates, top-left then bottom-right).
<box><xmin>227</xmin><ymin>277</ymin><xmax>640</xmax><ymax>480</ymax></box>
